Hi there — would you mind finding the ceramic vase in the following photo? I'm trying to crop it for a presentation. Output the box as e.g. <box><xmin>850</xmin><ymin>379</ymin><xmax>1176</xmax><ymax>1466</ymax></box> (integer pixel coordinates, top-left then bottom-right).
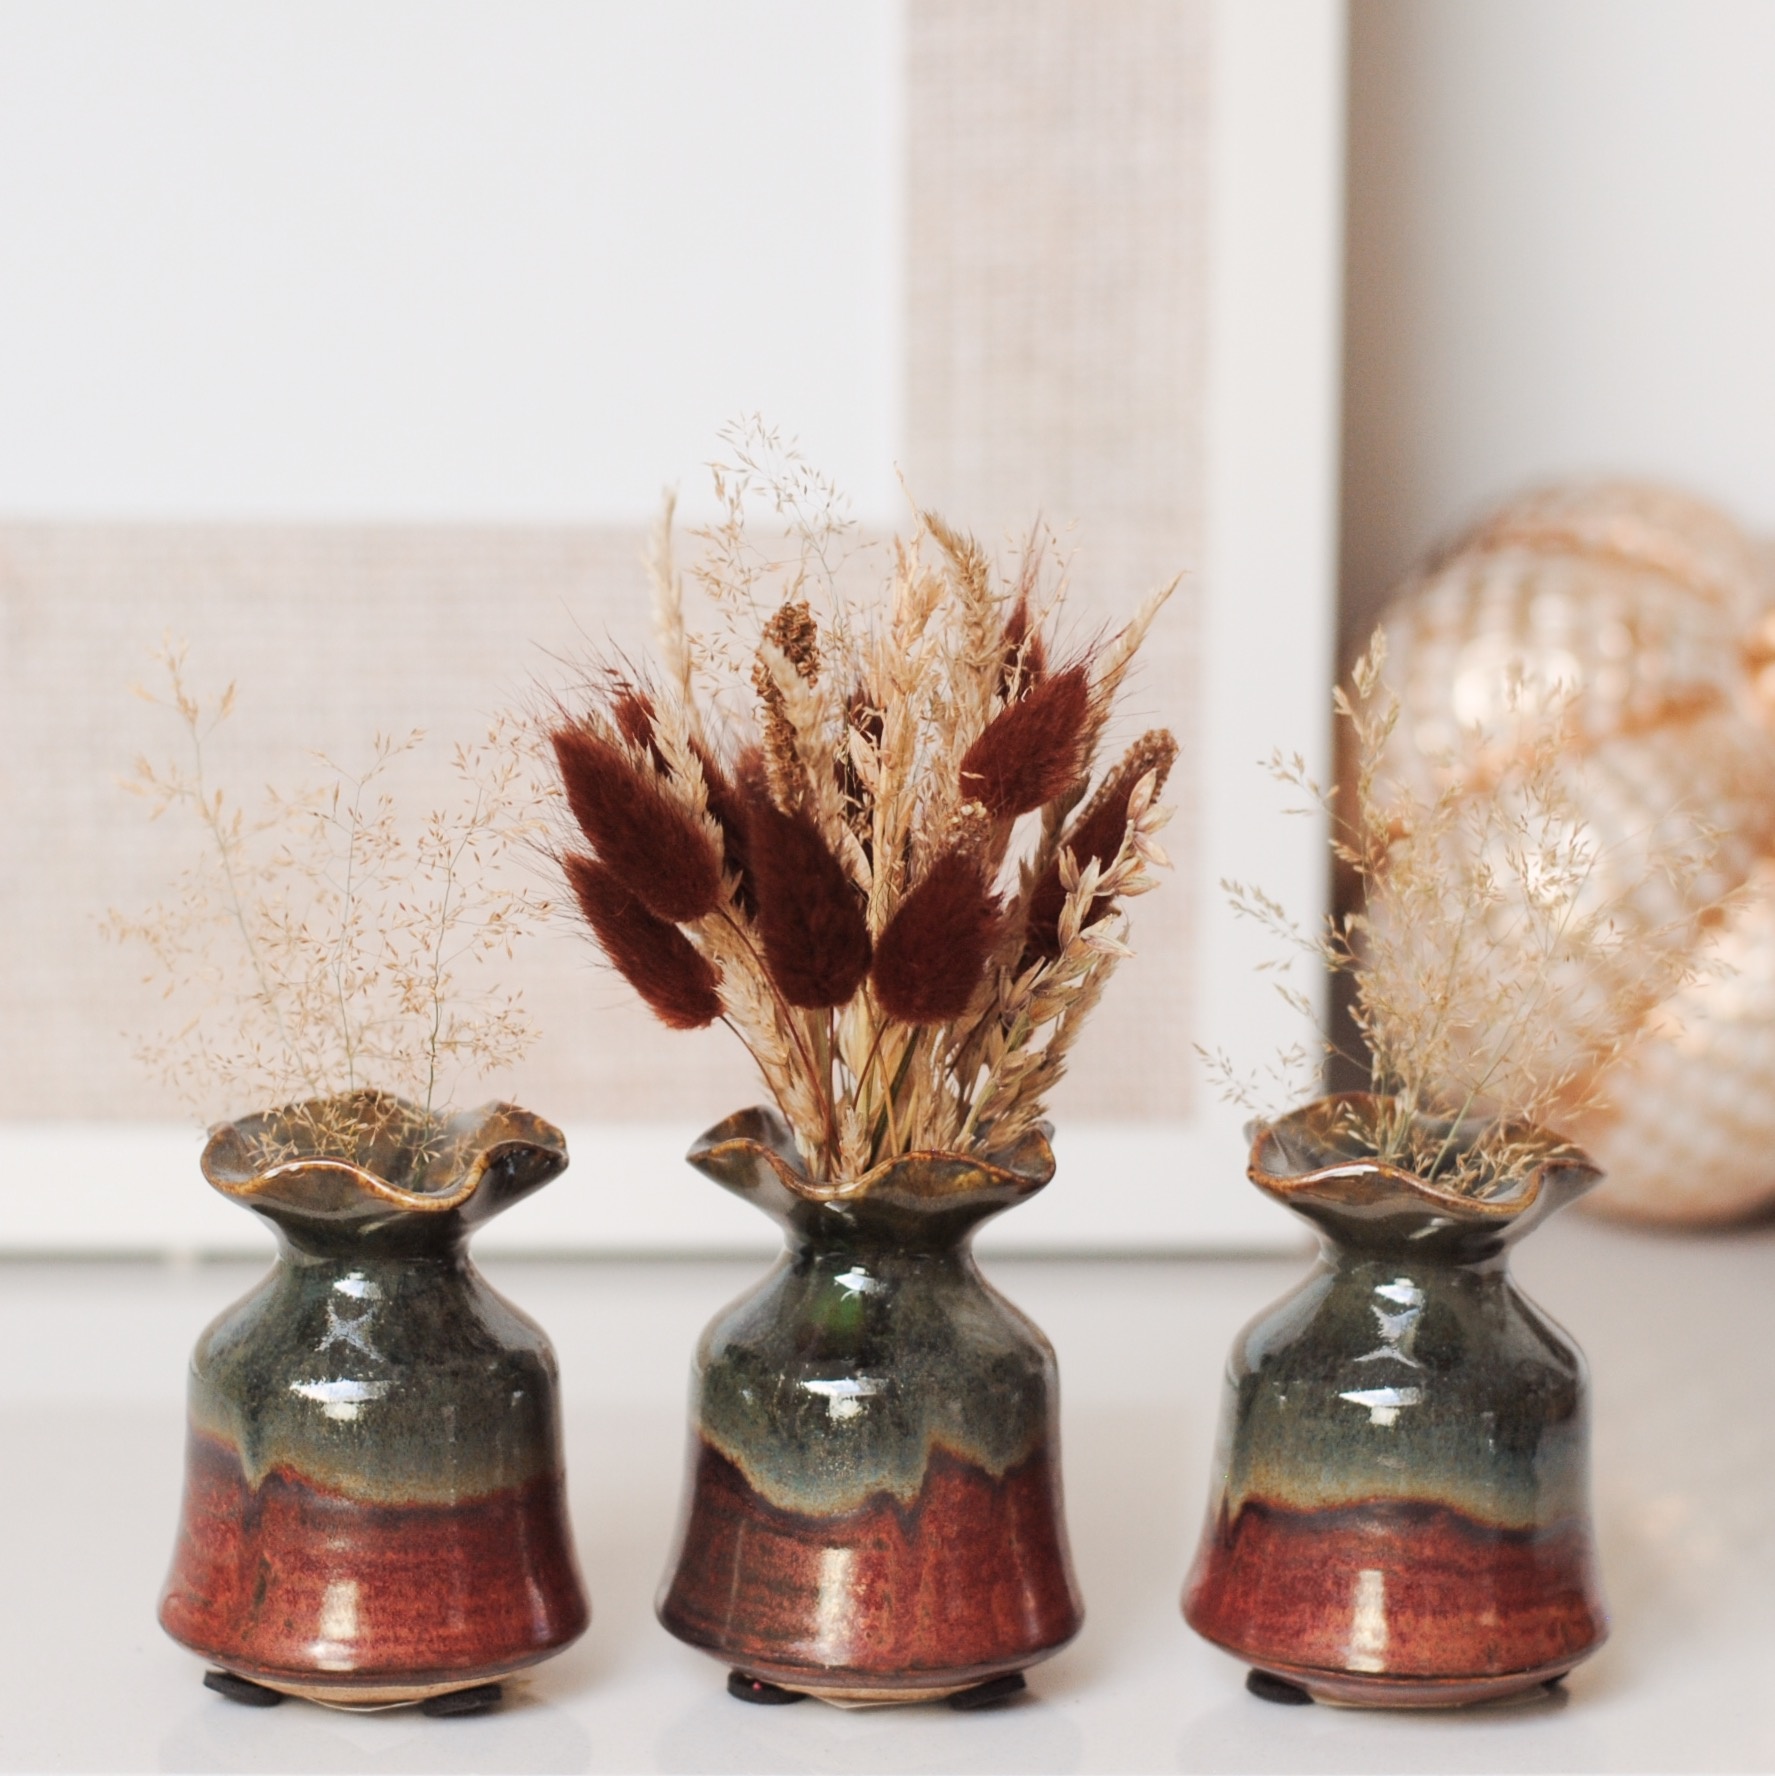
<box><xmin>159</xmin><ymin>1091</ymin><xmax>589</xmax><ymax>1708</ymax></box>
<box><xmin>656</xmin><ymin>1107</ymin><xmax>1083</xmax><ymax>1704</ymax></box>
<box><xmin>1183</xmin><ymin>1093</ymin><xmax>1609</xmax><ymax>1706</ymax></box>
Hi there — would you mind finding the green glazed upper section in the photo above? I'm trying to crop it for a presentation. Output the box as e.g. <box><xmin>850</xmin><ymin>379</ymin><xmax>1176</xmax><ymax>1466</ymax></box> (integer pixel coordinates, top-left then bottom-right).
<box><xmin>188</xmin><ymin>1251</ymin><xmax>566</xmax><ymax>1504</ymax></box>
<box><xmin>1210</xmin><ymin>1093</ymin><xmax>1602</xmax><ymax>1529</ymax></box>
<box><xmin>1215</xmin><ymin>1253</ymin><xmax>1591</xmax><ymax>1528</ymax></box>
<box><xmin>187</xmin><ymin>1093</ymin><xmax>571</xmax><ymax>1503</ymax></box>
<box><xmin>681</xmin><ymin>1109</ymin><xmax>1061</xmax><ymax>1514</ymax></box>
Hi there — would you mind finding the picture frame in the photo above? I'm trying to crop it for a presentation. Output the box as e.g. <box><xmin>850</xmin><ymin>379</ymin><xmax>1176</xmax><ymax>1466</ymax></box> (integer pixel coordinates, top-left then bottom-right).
<box><xmin>0</xmin><ymin>0</ymin><xmax>1342</xmax><ymax>1254</ymax></box>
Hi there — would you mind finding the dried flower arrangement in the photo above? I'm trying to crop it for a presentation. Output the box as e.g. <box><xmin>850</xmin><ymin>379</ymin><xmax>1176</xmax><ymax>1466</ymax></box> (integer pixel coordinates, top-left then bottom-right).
<box><xmin>1205</xmin><ymin>632</ymin><xmax>1721</xmax><ymax>1194</ymax></box>
<box><xmin>107</xmin><ymin>642</ymin><xmax>542</xmax><ymax>1173</ymax></box>
<box><xmin>547</xmin><ymin>427</ymin><xmax>1178</xmax><ymax>1188</ymax></box>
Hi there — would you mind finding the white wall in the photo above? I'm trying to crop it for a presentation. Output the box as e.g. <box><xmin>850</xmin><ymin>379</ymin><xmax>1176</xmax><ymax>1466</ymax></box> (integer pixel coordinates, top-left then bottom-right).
<box><xmin>1342</xmin><ymin>0</ymin><xmax>1775</xmax><ymax>640</ymax></box>
<box><xmin>0</xmin><ymin>1</ymin><xmax>902</xmax><ymax>523</ymax></box>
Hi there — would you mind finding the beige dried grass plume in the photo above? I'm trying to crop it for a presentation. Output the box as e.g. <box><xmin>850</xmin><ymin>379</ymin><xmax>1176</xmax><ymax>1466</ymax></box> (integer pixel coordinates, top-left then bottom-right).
<box><xmin>107</xmin><ymin>642</ymin><xmax>546</xmax><ymax>1172</ymax></box>
<box><xmin>1205</xmin><ymin>631</ymin><xmax>1723</xmax><ymax>1194</ymax></box>
<box><xmin>548</xmin><ymin>420</ymin><xmax>1180</xmax><ymax>1190</ymax></box>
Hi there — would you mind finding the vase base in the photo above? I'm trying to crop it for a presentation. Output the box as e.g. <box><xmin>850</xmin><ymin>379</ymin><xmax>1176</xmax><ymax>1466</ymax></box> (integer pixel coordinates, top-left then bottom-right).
<box><xmin>419</xmin><ymin>1683</ymin><xmax>505</xmax><ymax>1717</ymax></box>
<box><xmin>947</xmin><ymin>1672</ymin><xmax>1028</xmax><ymax>1711</ymax></box>
<box><xmin>201</xmin><ymin>1666</ymin><xmax>518</xmax><ymax>1712</ymax></box>
<box><xmin>1244</xmin><ymin>1656</ymin><xmax>1578</xmax><ymax>1710</ymax></box>
<box><xmin>727</xmin><ymin>1671</ymin><xmax>806</xmax><ymax>1706</ymax></box>
<box><xmin>203</xmin><ymin>1670</ymin><xmax>285</xmax><ymax>1708</ymax></box>
<box><xmin>728</xmin><ymin>1666</ymin><xmax>1030</xmax><ymax>1710</ymax></box>
<box><xmin>1245</xmin><ymin>1669</ymin><xmax>1313</xmax><ymax>1706</ymax></box>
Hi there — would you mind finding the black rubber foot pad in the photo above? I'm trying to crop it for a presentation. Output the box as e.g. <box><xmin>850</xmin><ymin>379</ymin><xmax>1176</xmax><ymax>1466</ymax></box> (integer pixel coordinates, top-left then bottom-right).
<box><xmin>203</xmin><ymin>1670</ymin><xmax>285</xmax><ymax>1708</ymax></box>
<box><xmin>949</xmin><ymin>1672</ymin><xmax>1028</xmax><ymax>1711</ymax></box>
<box><xmin>420</xmin><ymin>1683</ymin><xmax>503</xmax><ymax>1718</ymax></box>
<box><xmin>727</xmin><ymin>1671</ymin><xmax>805</xmax><ymax>1706</ymax></box>
<box><xmin>1246</xmin><ymin>1669</ymin><xmax>1314</xmax><ymax>1706</ymax></box>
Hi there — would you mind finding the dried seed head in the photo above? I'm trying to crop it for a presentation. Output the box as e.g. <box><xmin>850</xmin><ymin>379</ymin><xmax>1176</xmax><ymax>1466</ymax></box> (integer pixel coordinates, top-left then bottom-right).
<box><xmin>610</xmin><ymin>682</ymin><xmax>667</xmax><ymax>772</ymax></box>
<box><xmin>998</xmin><ymin>594</ymin><xmax>1048</xmax><ymax>698</ymax></box>
<box><xmin>743</xmin><ymin>785</ymin><xmax>872</xmax><ymax>1009</ymax></box>
<box><xmin>837</xmin><ymin>687</ymin><xmax>882</xmax><ymax>847</ymax></box>
<box><xmin>847</xmin><ymin>689</ymin><xmax>885</xmax><ymax>749</ymax></box>
<box><xmin>752</xmin><ymin>672</ymin><xmax>800</xmax><ymax>807</ymax></box>
<box><xmin>551</xmin><ymin>725</ymin><xmax>722</xmax><ymax>923</ymax></box>
<box><xmin>1022</xmin><ymin>729</ymin><xmax>1179</xmax><ymax>964</ymax></box>
<box><xmin>871</xmin><ymin>847</ymin><xmax>1000</xmax><ymax>1025</ymax></box>
<box><xmin>563</xmin><ymin>853</ymin><xmax>723</xmax><ymax>1030</ymax></box>
<box><xmin>751</xmin><ymin>625</ymin><xmax>819</xmax><ymax>814</ymax></box>
<box><xmin>763</xmin><ymin>599</ymin><xmax>821</xmax><ymax>681</ymax></box>
<box><xmin>940</xmin><ymin>798</ymin><xmax>994</xmax><ymax>865</ymax></box>
<box><xmin>692</xmin><ymin>739</ymin><xmax>756</xmax><ymax>916</ymax></box>
<box><xmin>959</xmin><ymin>664</ymin><xmax>1090</xmax><ymax>818</ymax></box>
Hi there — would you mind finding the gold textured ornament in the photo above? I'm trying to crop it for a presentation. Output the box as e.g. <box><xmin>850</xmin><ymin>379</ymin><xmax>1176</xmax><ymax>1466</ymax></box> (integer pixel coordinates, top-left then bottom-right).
<box><xmin>1375</xmin><ymin>481</ymin><xmax>1775</xmax><ymax>1226</ymax></box>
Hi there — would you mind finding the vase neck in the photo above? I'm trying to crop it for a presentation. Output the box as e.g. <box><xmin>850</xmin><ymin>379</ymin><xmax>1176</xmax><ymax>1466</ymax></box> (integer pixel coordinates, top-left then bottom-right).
<box><xmin>265</xmin><ymin>1219</ymin><xmax>475</xmax><ymax>1265</ymax></box>
<box><xmin>1317</xmin><ymin>1237</ymin><xmax>1512</xmax><ymax>1283</ymax></box>
<box><xmin>785</xmin><ymin>1225</ymin><xmax>975</xmax><ymax>1270</ymax></box>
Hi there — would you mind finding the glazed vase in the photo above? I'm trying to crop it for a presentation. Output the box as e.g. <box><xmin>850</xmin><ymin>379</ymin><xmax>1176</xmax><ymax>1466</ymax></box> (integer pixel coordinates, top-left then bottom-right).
<box><xmin>656</xmin><ymin>1107</ymin><xmax>1084</xmax><ymax>1704</ymax></box>
<box><xmin>1183</xmin><ymin>1093</ymin><xmax>1609</xmax><ymax>1707</ymax></box>
<box><xmin>159</xmin><ymin>1091</ymin><xmax>590</xmax><ymax>1708</ymax></box>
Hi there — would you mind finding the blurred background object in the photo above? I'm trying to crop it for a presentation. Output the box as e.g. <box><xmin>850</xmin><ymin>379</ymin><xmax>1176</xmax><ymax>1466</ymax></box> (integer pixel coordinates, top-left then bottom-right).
<box><xmin>1340</xmin><ymin>1</ymin><xmax>1775</xmax><ymax>1227</ymax></box>
<box><xmin>1374</xmin><ymin>481</ymin><xmax>1775</xmax><ymax>1226</ymax></box>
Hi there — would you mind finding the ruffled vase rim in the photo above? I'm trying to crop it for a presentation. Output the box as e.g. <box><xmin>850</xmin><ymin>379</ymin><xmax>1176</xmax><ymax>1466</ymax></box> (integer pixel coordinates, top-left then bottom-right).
<box><xmin>201</xmin><ymin>1087</ymin><xmax>566</xmax><ymax>1217</ymax></box>
<box><xmin>689</xmin><ymin>1104</ymin><xmax>1055</xmax><ymax>1206</ymax></box>
<box><xmin>1248</xmin><ymin>1091</ymin><xmax>1600</xmax><ymax>1223</ymax></box>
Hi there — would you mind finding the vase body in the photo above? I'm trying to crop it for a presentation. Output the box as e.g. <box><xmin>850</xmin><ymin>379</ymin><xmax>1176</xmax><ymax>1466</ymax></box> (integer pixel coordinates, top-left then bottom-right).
<box><xmin>1184</xmin><ymin>1094</ymin><xmax>1609</xmax><ymax>1707</ymax></box>
<box><xmin>159</xmin><ymin>1094</ymin><xmax>589</xmax><ymax>1707</ymax></box>
<box><xmin>656</xmin><ymin>1108</ymin><xmax>1083</xmax><ymax>1702</ymax></box>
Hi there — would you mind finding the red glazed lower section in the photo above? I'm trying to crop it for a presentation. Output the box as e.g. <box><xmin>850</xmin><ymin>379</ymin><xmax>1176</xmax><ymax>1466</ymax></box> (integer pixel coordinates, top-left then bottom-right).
<box><xmin>1185</xmin><ymin>1496</ymin><xmax>1606</xmax><ymax>1685</ymax></box>
<box><xmin>658</xmin><ymin>1438</ymin><xmax>1082</xmax><ymax>1690</ymax></box>
<box><xmin>160</xmin><ymin>1429</ymin><xmax>588</xmax><ymax>1687</ymax></box>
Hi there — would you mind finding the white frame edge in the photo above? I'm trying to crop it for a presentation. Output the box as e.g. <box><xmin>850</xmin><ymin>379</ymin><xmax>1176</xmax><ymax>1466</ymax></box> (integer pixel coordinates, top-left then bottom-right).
<box><xmin>0</xmin><ymin>0</ymin><xmax>1343</xmax><ymax>1258</ymax></box>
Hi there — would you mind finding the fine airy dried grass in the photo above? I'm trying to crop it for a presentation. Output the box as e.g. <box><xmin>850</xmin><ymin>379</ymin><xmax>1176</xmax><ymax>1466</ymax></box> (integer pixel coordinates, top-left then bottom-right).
<box><xmin>547</xmin><ymin>420</ymin><xmax>1179</xmax><ymax>1190</ymax></box>
<box><xmin>1205</xmin><ymin>631</ymin><xmax>1722</xmax><ymax>1195</ymax></box>
<box><xmin>107</xmin><ymin>642</ymin><xmax>546</xmax><ymax>1172</ymax></box>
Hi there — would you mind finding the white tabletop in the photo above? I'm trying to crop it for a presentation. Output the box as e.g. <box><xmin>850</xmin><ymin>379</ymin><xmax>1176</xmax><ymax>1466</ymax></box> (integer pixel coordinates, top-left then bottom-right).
<box><xmin>2</xmin><ymin>1213</ymin><xmax>1771</xmax><ymax>1773</ymax></box>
